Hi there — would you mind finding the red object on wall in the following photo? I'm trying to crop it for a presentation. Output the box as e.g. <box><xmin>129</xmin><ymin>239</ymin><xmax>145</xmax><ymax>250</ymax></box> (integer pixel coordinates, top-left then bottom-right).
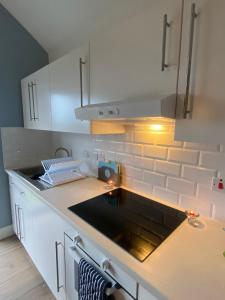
<box><xmin>218</xmin><ymin>179</ymin><xmax>224</xmax><ymax>189</ymax></box>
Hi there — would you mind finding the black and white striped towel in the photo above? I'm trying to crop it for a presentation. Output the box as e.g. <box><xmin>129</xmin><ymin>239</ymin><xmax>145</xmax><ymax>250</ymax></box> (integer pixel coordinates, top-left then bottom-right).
<box><xmin>78</xmin><ymin>258</ymin><xmax>112</xmax><ymax>300</ymax></box>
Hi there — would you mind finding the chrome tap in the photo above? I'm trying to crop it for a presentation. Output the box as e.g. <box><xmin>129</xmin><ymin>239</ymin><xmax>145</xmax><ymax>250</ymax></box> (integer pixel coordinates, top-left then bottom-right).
<box><xmin>54</xmin><ymin>147</ymin><xmax>70</xmax><ymax>158</ymax></box>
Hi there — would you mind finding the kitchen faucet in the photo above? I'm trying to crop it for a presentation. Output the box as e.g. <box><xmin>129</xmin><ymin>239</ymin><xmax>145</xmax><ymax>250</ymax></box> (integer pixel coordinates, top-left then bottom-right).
<box><xmin>54</xmin><ymin>147</ymin><xmax>71</xmax><ymax>157</ymax></box>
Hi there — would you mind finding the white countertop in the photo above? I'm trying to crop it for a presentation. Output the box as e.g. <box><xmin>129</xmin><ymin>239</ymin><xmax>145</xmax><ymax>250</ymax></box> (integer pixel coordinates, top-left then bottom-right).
<box><xmin>6</xmin><ymin>170</ymin><xmax>225</xmax><ymax>300</ymax></box>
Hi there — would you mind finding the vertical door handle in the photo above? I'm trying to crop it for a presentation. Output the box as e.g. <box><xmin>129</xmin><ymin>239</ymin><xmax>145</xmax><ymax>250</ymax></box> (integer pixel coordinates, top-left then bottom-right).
<box><xmin>32</xmin><ymin>82</ymin><xmax>39</xmax><ymax>120</ymax></box>
<box><xmin>55</xmin><ymin>241</ymin><xmax>63</xmax><ymax>292</ymax></box>
<box><xmin>183</xmin><ymin>3</ymin><xmax>198</xmax><ymax>118</ymax></box>
<box><xmin>31</xmin><ymin>81</ymin><xmax>38</xmax><ymax>120</ymax></box>
<box><xmin>79</xmin><ymin>58</ymin><xmax>86</xmax><ymax>107</ymax></box>
<box><xmin>14</xmin><ymin>204</ymin><xmax>19</xmax><ymax>237</ymax></box>
<box><xmin>18</xmin><ymin>207</ymin><xmax>24</xmax><ymax>240</ymax></box>
<box><xmin>161</xmin><ymin>14</ymin><xmax>170</xmax><ymax>71</ymax></box>
<box><xmin>15</xmin><ymin>204</ymin><xmax>20</xmax><ymax>239</ymax></box>
<box><xmin>28</xmin><ymin>83</ymin><xmax>33</xmax><ymax>121</ymax></box>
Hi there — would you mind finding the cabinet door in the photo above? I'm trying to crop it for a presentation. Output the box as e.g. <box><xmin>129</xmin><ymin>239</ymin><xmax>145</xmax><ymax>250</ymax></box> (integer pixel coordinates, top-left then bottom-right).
<box><xmin>21</xmin><ymin>190</ymin><xmax>38</xmax><ymax>264</ymax></box>
<box><xmin>90</xmin><ymin>0</ymin><xmax>182</xmax><ymax>105</ymax></box>
<box><xmin>21</xmin><ymin>76</ymin><xmax>36</xmax><ymax>129</ymax></box>
<box><xmin>175</xmin><ymin>0</ymin><xmax>225</xmax><ymax>144</ymax></box>
<box><xmin>8</xmin><ymin>179</ymin><xmax>25</xmax><ymax>241</ymax></box>
<box><xmin>33</xmin><ymin>195</ymin><xmax>66</xmax><ymax>300</ymax></box>
<box><xmin>32</xmin><ymin>66</ymin><xmax>52</xmax><ymax>130</ymax></box>
<box><xmin>50</xmin><ymin>46</ymin><xmax>90</xmax><ymax>134</ymax></box>
<box><xmin>9</xmin><ymin>181</ymin><xmax>20</xmax><ymax>237</ymax></box>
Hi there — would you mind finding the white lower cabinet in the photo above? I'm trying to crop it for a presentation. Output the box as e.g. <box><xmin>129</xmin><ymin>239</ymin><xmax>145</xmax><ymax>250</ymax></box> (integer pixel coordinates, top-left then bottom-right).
<box><xmin>32</xmin><ymin>194</ymin><xmax>66</xmax><ymax>300</ymax></box>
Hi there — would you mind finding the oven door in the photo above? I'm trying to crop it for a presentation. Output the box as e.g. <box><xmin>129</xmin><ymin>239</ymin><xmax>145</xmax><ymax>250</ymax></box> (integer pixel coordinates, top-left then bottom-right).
<box><xmin>64</xmin><ymin>234</ymin><xmax>134</xmax><ymax>300</ymax></box>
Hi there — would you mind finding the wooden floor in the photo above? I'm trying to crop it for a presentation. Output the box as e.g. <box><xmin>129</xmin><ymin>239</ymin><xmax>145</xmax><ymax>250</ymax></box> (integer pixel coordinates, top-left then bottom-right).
<box><xmin>0</xmin><ymin>235</ymin><xmax>55</xmax><ymax>300</ymax></box>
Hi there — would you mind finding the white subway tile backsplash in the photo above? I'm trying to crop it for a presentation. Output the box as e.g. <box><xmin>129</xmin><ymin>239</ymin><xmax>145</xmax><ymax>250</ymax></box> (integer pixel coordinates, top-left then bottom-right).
<box><xmin>182</xmin><ymin>165</ymin><xmax>216</xmax><ymax>185</ymax></box>
<box><xmin>197</xmin><ymin>185</ymin><xmax>225</xmax><ymax>221</ymax></box>
<box><xmin>184</xmin><ymin>142</ymin><xmax>219</xmax><ymax>151</ymax></box>
<box><xmin>116</xmin><ymin>153</ymin><xmax>133</xmax><ymax>164</ymax></box>
<box><xmin>128</xmin><ymin>156</ymin><xmax>154</xmax><ymax>170</ymax></box>
<box><xmin>168</xmin><ymin>148</ymin><xmax>199</xmax><ymax>164</ymax></box>
<box><xmin>143</xmin><ymin>145</ymin><xmax>167</xmax><ymax>159</ymax></box>
<box><xmin>91</xmin><ymin>125</ymin><xmax>225</xmax><ymax>221</ymax></box>
<box><xmin>124</xmin><ymin>143</ymin><xmax>143</xmax><ymax>155</ymax></box>
<box><xmin>105</xmin><ymin>151</ymin><xmax>116</xmax><ymax>161</ymax></box>
<box><xmin>167</xmin><ymin>177</ymin><xmax>195</xmax><ymax>196</ymax></box>
<box><xmin>123</xmin><ymin>165</ymin><xmax>143</xmax><ymax>180</ymax></box>
<box><xmin>143</xmin><ymin>171</ymin><xmax>166</xmax><ymax>187</ymax></box>
<box><xmin>179</xmin><ymin>195</ymin><xmax>212</xmax><ymax>217</ymax></box>
<box><xmin>153</xmin><ymin>187</ymin><xmax>178</xmax><ymax>205</ymax></box>
<box><xmin>109</xmin><ymin>141</ymin><xmax>124</xmax><ymax>152</ymax></box>
<box><xmin>155</xmin><ymin>160</ymin><xmax>180</xmax><ymax>176</ymax></box>
<box><xmin>131</xmin><ymin>179</ymin><xmax>153</xmax><ymax>196</ymax></box>
<box><xmin>200</xmin><ymin>152</ymin><xmax>225</xmax><ymax>169</ymax></box>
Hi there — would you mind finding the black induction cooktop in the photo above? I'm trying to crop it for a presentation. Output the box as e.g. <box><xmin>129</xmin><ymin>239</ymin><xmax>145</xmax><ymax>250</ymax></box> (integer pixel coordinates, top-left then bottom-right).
<box><xmin>68</xmin><ymin>188</ymin><xmax>186</xmax><ymax>262</ymax></box>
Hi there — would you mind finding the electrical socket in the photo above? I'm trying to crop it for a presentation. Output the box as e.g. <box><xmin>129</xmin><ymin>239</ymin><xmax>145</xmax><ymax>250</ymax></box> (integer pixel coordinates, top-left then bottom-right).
<box><xmin>212</xmin><ymin>177</ymin><xmax>225</xmax><ymax>193</ymax></box>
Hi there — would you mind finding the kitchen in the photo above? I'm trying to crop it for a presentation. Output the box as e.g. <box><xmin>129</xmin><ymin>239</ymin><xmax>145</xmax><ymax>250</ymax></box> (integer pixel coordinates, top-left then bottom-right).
<box><xmin>0</xmin><ymin>0</ymin><xmax>225</xmax><ymax>299</ymax></box>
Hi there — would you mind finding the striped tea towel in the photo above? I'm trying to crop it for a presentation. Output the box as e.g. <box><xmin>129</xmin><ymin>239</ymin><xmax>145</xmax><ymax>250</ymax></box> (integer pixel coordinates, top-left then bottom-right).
<box><xmin>78</xmin><ymin>258</ymin><xmax>112</xmax><ymax>300</ymax></box>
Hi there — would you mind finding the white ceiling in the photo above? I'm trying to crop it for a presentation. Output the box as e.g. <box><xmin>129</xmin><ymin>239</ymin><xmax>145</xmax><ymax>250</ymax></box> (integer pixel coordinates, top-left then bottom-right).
<box><xmin>0</xmin><ymin>0</ymin><xmax>150</xmax><ymax>61</ymax></box>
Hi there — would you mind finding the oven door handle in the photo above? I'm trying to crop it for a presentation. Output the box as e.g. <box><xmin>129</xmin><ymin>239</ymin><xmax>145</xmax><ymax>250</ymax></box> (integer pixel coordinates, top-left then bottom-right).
<box><xmin>68</xmin><ymin>246</ymin><xmax>121</xmax><ymax>297</ymax></box>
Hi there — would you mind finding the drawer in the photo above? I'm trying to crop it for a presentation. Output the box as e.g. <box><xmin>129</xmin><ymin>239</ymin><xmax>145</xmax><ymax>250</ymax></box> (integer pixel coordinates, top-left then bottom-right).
<box><xmin>65</xmin><ymin>227</ymin><xmax>137</xmax><ymax>298</ymax></box>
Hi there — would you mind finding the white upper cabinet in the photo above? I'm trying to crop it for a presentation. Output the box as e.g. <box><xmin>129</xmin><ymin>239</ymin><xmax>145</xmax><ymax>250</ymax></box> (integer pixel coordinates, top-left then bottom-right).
<box><xmin>90</xmin><ymin>0</ymin><xmax>182</xmax><ymax>105</ymax></box>
<box><xmin>21</xmin><ymin>65</ymin><xmax>51</xmax><ymax>131</ymax></box>
<box><xmin>175</xmin><ymin>0</ymin><xmax>225</xmax><ymax>144</ymax></box>
<box><xmin>50</xmin><ymin>45</ymin><xmax>90</xmax><ymax>134</ymax></box>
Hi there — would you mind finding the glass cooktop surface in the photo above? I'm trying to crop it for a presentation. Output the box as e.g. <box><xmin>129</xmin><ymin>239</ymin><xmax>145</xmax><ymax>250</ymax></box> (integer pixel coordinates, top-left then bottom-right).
<box><xmin>68</xmin><ymin>188</ymin><xmax>186</xmax><ymax>262</ymax></box>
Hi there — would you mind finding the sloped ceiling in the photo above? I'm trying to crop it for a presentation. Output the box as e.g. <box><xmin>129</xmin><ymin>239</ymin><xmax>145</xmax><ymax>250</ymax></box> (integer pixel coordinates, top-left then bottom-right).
<box><xmin>0</xmin><ymin>0</ymin><xmax>150</xmax><ymax>61</ymax></box>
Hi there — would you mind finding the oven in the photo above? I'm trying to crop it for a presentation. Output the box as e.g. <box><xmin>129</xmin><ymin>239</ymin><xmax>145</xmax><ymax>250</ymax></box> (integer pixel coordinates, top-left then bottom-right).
<box><xmin>64</xmin><ymin>232</ymin><xmax>137</xmax><ymax>300</ymax></box>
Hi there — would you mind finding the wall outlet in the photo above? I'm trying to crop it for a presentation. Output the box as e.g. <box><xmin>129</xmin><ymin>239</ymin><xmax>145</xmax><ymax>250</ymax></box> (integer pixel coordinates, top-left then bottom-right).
<box><xmin>212</xmin><ymin>177</ymin><xmax>225</xmax><ymax>193</ymax></box>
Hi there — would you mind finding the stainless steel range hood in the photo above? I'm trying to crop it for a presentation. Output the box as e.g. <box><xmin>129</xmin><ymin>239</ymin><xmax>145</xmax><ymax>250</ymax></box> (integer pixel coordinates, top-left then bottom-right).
<box><xmin>75</xmin><ymin>94</ymin><xmax>176</xmax><ymax>121</ymax></box>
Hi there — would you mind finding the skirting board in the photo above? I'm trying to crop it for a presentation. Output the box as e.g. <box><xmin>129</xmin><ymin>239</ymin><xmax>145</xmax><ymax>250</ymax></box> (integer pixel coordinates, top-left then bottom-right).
<box><xmin>0</xmin><ymin>225</ymin><xmax>14</xmax><ymax>240</ymax></box>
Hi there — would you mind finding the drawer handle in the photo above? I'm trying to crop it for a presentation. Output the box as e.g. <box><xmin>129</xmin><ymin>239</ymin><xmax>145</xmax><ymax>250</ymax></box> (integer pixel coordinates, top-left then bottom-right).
<box><xmin>55</xmin><ymin>241</ymin><xmax>63</xmax><ymax>292</ymax></box>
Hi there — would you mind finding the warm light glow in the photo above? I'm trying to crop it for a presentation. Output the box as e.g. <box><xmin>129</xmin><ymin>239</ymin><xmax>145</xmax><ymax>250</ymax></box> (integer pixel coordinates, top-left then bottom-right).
<box><xmin>149</xmin><ymin>124</ymin><xmax>163</xmax><ymax>131</ymax></box>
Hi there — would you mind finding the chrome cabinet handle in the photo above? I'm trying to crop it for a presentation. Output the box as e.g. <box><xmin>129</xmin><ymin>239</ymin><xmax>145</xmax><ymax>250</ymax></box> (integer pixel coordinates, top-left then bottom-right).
<box><xmin>31</xmin><ymin>82</ymin><xmax>38</xmax><ymax>120</ymax></box>
<box><xmin>18</xmin><ymin>207</ymin><xmax>24</xmax><ymax>240</ymax></box>
<box><xmin>183</xmin><ymin>3</ymin><xmax>198</xmax><ymax>118</ymax></box>
<box><xmin>55</xmin><ymin>241</ymin><xmax>63</xmax><ymax>293</ymax></box>
<box><xmin>79</xmin><ymin>58</ymin><xmax>86</xmax><ymax>107</ymax></box>
<box><xmin>14</xmin><ymin>204</ymin><xmax>19</xmax><ymax>237</ymax></box>
<box><xmin>28</xmin><ymin>83</ymin><xmax>33</xmax><ymax>121</ymax></box>
<box><xmin>161</xmin><ymin>14</ymin><xmax>170</xmax><ymax>72</ymax></box>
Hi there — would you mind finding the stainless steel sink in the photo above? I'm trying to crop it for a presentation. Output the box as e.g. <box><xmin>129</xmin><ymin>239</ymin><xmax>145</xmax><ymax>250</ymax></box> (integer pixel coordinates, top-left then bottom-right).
<box><xmin>15</xmin><ymin>166</ymin><xmax>52</xmax><ymax>191</ymax></box>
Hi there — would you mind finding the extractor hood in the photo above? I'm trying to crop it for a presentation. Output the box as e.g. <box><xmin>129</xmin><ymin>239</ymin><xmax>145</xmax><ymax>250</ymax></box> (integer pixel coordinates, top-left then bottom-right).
<box><xmin>75</xmin><ymin>94</ymin><xmax>176</xmax><ymax>121</ymax></box>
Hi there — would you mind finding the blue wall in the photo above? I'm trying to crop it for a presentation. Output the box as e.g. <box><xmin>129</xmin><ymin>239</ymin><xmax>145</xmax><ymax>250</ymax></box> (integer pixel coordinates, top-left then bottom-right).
<box><xmin>0</xmin><ymin>4</ymin><xmax>49</xmax><ymax>228</ymax></box>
